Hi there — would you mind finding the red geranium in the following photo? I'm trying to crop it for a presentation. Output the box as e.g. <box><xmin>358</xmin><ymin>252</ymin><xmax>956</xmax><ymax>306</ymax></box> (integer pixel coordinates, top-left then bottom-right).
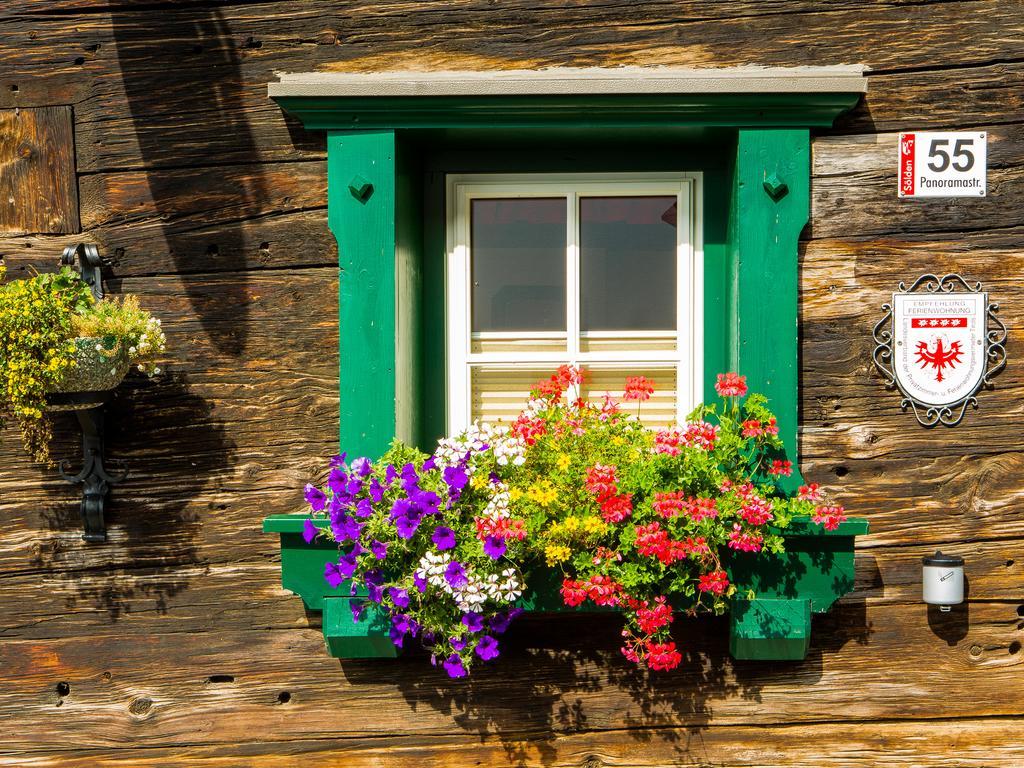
<box><xmin>698</xmin><ymin>570</ymin><xmax>730</xmax><ymax>595</ymax></box>
<box><xmin>623</xmin><ymin>375</ymin><xmax>655</xmax><ymax>402</ymax></box>
<box><xmin>715</xmin><ymin>372</ymin><xmax>748</xmax><ymax>398</ymax></box>
<box><xmin>646</xmin><ymin>641</ymin><xmax>683</xmax><ymax>671</ymax></box>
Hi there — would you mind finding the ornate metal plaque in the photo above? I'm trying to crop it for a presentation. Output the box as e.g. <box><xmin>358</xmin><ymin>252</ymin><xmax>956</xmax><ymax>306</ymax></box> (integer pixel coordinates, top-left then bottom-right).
<box><xmin>873</xmin><ymin>274</ymin><xmax>1006</xmax><ymax>427</ymax></box>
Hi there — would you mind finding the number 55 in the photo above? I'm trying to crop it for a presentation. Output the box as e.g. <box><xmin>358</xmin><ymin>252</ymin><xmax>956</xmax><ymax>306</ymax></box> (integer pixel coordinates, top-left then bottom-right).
<box><xmin>928</xmin><ymin>138</ymin><xmax>974</xmax><ymax>172</ymax></box>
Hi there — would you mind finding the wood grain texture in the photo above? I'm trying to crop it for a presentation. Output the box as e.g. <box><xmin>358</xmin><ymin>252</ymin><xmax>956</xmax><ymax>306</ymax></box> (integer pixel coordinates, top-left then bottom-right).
<box><xmin>0</xmin><ymin>601</ymin><xmax>1020</xmax><ymax>752</ymax></box>
<box><xmin>0</xmin><ymin>106</ymin><xmax>79</xmax><ymax>233</ymax></box>
<box><xmin>4</xmin><ymin>718</ymin><xmax>1024</xmax><ymax>767</ymax></box>
<box><xmin>1</xmin><ymin>0</ymin><xmax>1023</xmax><ymax>764</ymax></box>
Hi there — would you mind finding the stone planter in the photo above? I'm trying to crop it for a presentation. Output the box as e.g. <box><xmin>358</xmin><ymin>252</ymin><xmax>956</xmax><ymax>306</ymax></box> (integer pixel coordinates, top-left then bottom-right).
<box><xmin>264</xmin><ymin>514</ymin><xmax>869</xmax><ymax>662</ymax></box>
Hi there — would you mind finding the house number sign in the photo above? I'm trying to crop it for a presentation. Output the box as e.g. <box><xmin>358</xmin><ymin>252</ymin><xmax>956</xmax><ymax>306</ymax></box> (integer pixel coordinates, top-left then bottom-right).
<box><xmin>873</xmin><ymin>274</ymin><xmax>1006</xmax><ymax>427</ymax></box>
<box><xmin>898</xmin><ymin>131</ymin><xmax>987</xmax><ymax>198</ymax></box>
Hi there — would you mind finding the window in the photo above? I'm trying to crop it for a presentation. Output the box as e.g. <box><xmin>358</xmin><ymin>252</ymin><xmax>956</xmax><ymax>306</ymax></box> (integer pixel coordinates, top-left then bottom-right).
<box><xmin>445</xmin><ymin>173</ymin><xmax>703</xmax><ymax>432</ymax></box>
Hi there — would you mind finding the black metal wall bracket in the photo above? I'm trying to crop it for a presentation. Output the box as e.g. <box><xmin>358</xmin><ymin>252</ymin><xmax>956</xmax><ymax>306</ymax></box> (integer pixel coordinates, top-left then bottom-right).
<box><xmin>52</xmin><ymin>245</ymin><xmax>124</xmax><ymax>542</ymax></box>
<box><xmin>53</xmin><ymin>394</ymin><xmax>127</xmax><ymax>543</ymax></box>
<box><xmin>61</xmin><ymin>242</ymin><xmax>104</xmax><ymax>301</ymax></box>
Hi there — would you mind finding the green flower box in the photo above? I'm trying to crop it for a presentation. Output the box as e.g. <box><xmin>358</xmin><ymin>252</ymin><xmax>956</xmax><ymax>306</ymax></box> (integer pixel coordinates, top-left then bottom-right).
<box><xmin>263</xmin><ymin>514</ymin><xmax>868</xmax><ymax>662</ymax></box>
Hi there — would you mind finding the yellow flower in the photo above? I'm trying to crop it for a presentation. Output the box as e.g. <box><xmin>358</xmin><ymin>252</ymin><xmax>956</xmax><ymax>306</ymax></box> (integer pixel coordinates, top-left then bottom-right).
<box><xmin>509</xmin><ymin>487</ymin><xmax>524</xmax><ymax>502</ymax></box>
<box><xmin>563</xmin><ymin>516</ymin><xmax>580</xmax><ymax>532</ymax></box>
<box><xmin>583</xmin><ymin>516</ymin><xmax>608</xmax><ymax>535</ymax></box>
<box><xmin>545</xmin><ymin>544</ymin><xmax>571</xmax><ymax>566</ymax></box>
<box><xmin>470</xmin><ymin>473</ymin><xmax>488</xmax><ymax>491</ymax></box>
<box><xmin>527</xmin><ymin>481</ymin><xmax>558</xmax><ymax>506</ymax></box>
<box><xmin>556</xmin><ymin>454</ymin><xmax>572</xmax><ymax>471</ymax></box>
<box><xmin>611</xmin><ymin>435</ymin><xmax>625</xmax><ymax>446</ymax></box>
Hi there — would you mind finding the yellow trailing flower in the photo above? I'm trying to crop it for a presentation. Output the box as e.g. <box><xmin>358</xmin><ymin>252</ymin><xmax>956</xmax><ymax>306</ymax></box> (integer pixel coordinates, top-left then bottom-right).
<box><xmin>509</xmin><ymin>487</ymin><xmax>524</xmax><ymax>502</ymax></box>
<box><xmin>527</xmin><ymin>480</ymin><xmax>557</xmax><ymax>506</ymax></box>
<box><xmin>556</xmin><ymin>453</ymin><xmax>571</xmax><ymax>471</ymax></box>
<box><xmin>545</xmin><ymin>544</ymin><xmax>571</xmax><ymax>566</ymax></box>
<box><xmin>470</xmin><ymin>473</ymin><xmax>488</xmax><ymax>491</ymax></box>
<box><xmin>582</xmin><ymin>516</ymin><xmax>609</xmax><ymax>535</ymax></box>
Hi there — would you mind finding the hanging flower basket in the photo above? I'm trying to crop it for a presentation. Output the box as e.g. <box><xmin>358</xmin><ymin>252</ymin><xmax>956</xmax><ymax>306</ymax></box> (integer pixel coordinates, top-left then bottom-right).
<box><xmin>264</xmin><ymin>513</ymin><xmax>868</xmax><ymax>661</ymax></box>
<box><xmin>45</xmin><ymin>337</ymin><xmax>131</xmax><ymax>411</ymax></box>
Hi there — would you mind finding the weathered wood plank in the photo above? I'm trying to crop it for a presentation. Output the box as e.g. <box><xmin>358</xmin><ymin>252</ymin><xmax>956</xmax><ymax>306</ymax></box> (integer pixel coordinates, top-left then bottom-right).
<box><xmin>0</xmin><ymin>209</ymin><xmax>337</xmax><ymax>277</ymax></box>
<box><xmin>0</xmin><ymin>2</ymin><xmax>1022</xmax><ymax>170</ymax></box>
<box><xmin>0</xmin><ymin>268</ymin><xmax>339</xmax><ymax>575</ymax></box>
<box><xmin>798</xmin><ymin>233</ymin><xmax>1023</xmax><ymax>461</ymax></box>
<box><xmin>4</xmin><ymin>717</ymin><xmax>1024</xmax><ymax>767</ymax></box>
<box><xmin>809</xmin><ymin>124</ymin><xmax>1024</xmax><ymax>240</ymax></box>
<box><xmin>0</xmin><ymin>602</ymin><xmax>1020</xmax><ymax>751</ymax></box>
<box><xmin>838</xmin><ymin>62</ymin><xmax>1024</xmax><ymax>135</ymax></box>
<box><xmin>1</xmin><ymin>532</ymin><xmax>1022</xmax><ymax>644</ymax></box>
<box><xmin>0</xmin><ymin>106</ymin><xmax>79</xmax><ymax>234</ymax></box>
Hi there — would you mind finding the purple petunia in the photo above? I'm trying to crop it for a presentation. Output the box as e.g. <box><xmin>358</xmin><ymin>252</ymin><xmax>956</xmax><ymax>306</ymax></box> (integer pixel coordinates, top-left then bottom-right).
<box><xmin>355</xmin><ymin>498</ymin><xmax>374</xmax><ymax>518</ymax></box>
<box><xmin>302</xmin><ymin>518</ymin><xmax>319</xmax><ymax>544</ymax></box>
<box><xmin>489</xmin><ymin>608</ymin><xmax>523</xmax><ymax>635</ymax></box>
<box><xmin>461</xmin><ymin>612</ymin><xmax>484</xmax><ymax>633</ymax></box>
<box><xmin>351</xmin><ymin>457</ymin><xmax>373</xmax><ymax>477</ymax></box>
<box><xmin>368</xmin><ymin>478</ymin><xmax>386</xmax><ymax>503</ymax></box>
<box><xmin>432</xmin><ymin>526</ymin><xmax>457</xmax><ymax>551</ymax></box>
<box><xmin>350</xmin><ymin>599</ymin><xmax>365</xmax><ymax>623</ymax></box>
<box><xmin>337</xmin><ymin>551</ymin><xmax>358</xmax><ymax>579</ymax></box>
<box><xmin>329</xmin><ymin>453</ymin><xmax>348</xmax><ymax>469</ymax></box>
<box><xmin>413</xmin><ymin>572</ymin><xmax>427</xmax><ymax>593</ymax></box>
<box><xmin>395</xmin><ymin>511</ymin><xmax>423</xmax><ymax>539</ymax></box>
<box><xmin>422</xmin><ymin>456</ymin><xmax>437</xmax><ymax>472</ymax></box>
<box><xmin>450</xmin><ymin>635</ymin><xmax>468</xmax><ymax>651</ymax></box>
<box><xmin>489</xmin><ymin>612</ymin><xmax>512</xmax><ymax>634</ymax></box>
<box><xmin>324</xmin><ymin>561</ymin><xmax>345</xmax><ymax>588</ymax></box>
<box><xmin>385</xmin><ymin>464</ymin><xmax>398</xmax><ymax>485</ymax></box>
<box><xmin>443</xmin><ymin>466</ymin><xmax>469</xmax><ymax>501</ymax></box>
<box><xmin>475</xmin><ymin>635</ymin><xmax>500</xmax><ymax>661</ymax></box>
<box><xmin>444</xmin><ymin>464</ymin><xmax>469</xmax><ymax>489</ymax></box>
<box><xmin>327</xmin><ymin>469</ymin><xmax>347</xmax><ymax>496</ymax></box>
<box><xmin>331</xmin><ymin>515</ymin><xmax>363</xmax><ymax>543</ymax></box>
<box><xmin>304</xmin><ymin>484</ymin><xmax>327</xmax><ymax>512</ymax></box>
<box><xmin>346</xmin><ymin>478</ymin><xmax>363</xmax><ymax>496</ymax></box>
<box><xmin>443</xmin><ymin>653</ymin><xmax>467</xmax><ymax>678</ymax></box>
<box><xmin>392</xmin><ymin>613</ymin><xmax>418</xmax><ymax>636</ymax></box>
<box><xmin>444</xmin><ymin>561</ymin><xmax>468</xmax><ymax>589</ymax></box>
<box><xmin>483</xmin><ymin>536</ymin><xmax>506</xmax><ymax>560</ymax></box>
<box><xmin>388</xmin><ymin>587</ymin><xmax>410</xmax><ymax>609</ymax></box>
<box><xmin>419</xmin><ymin>490</ymin><xmax>442</xmax><ymax>513</ymax></box>
<box><xmin>370</xmin><ymin>540</ymin><xmax>388</xmax><ymax>560</ymax></box>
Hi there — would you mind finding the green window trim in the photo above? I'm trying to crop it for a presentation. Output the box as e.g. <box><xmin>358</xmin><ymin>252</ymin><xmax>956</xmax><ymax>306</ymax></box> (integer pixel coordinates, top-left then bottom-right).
<box><xmin>273</xmin><ymin>67</ymin><xmax>867</xmax><ymax>490</ymax></box>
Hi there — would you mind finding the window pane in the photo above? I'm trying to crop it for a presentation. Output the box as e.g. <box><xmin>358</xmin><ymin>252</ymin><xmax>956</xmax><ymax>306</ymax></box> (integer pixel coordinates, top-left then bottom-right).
<box><xmin>580</xmin><ymin>196</ymin><xmax>677</xmax><ymax>332</ymax></box>
<box><xmin>581</xmin><ymin>366</ymin><xmax>678</xmax><ymax>430</ymax></box>
<box><xmin>471</xmin><ymin>366</ymin><xmax>558</xmax><ymax>425</ymax></box>
<box><xmin>471</xmin><ymin>198</ymin><xmax>567</xmax><ymax>333</ymax></box>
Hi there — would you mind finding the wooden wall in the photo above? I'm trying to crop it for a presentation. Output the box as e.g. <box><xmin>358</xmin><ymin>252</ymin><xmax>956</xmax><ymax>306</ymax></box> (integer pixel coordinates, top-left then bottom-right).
<box><xmin>1</xmin><ymin>2</ymin><xmax>1022</xmax><ymax>765</ymax></box>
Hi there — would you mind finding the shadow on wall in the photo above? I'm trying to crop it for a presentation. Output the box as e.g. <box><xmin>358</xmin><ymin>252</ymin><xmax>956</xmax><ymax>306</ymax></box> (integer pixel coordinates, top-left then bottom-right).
<box><xmin>35</xmin><ymin>372</ymin><xmax>235</xmax><ymax>618</ymax></box>
<box><xmin>338</xmin><ymin>604</ymin><xmax>872</xmax><ymax>768</ymax></box>
<box><xmin>110</xmin><ymin>7</ymin><xmax>268</xmax><ymax>356</ymax></box>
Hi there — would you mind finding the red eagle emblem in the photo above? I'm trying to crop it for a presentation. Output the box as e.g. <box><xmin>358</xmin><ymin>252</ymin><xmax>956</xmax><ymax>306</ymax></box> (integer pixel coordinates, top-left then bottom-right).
<box><xmin>915</xmin><ymin>338</ymin><xmax>963</xmax><ymax>382</ymax></box>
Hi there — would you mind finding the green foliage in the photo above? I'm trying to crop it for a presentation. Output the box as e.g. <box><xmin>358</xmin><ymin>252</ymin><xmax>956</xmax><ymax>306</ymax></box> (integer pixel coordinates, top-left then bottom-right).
<box><xmin>0</xmin><ymin>265</ymin><xmax>166</xmax><ymax>463</ymax></box>
<box><xmin>72</xmin><ymin>293</ymin><xmax>166</xmax><ymax>376</ymax></box>
<box><xmin>306</xmin><ymin>367</ymin><xmax>846</xmax><ymax>675</ymax></box>
<box><xmin>0</xmin><ymin>266</ymin><xmax>93</xmax><ymax>460</ymax></box>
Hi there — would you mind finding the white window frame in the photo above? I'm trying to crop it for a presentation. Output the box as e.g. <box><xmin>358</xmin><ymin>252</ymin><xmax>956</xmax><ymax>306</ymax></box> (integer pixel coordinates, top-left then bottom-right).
<box><xmin>445</xmin><ymin>171</ymin><xmax>703</xmax><ymax>434</ymax></box>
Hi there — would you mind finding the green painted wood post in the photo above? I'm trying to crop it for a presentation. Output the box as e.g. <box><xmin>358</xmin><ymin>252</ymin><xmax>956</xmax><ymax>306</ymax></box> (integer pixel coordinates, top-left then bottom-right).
<box><xmin>327</xmin><ymin>130</ymin><xmax>398</xmax><ymax>460</ymax></box>
<box><xmin>731</xmin><ymin>129</ymin><xmax>810</xmax><ymax>489</ymax></box>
